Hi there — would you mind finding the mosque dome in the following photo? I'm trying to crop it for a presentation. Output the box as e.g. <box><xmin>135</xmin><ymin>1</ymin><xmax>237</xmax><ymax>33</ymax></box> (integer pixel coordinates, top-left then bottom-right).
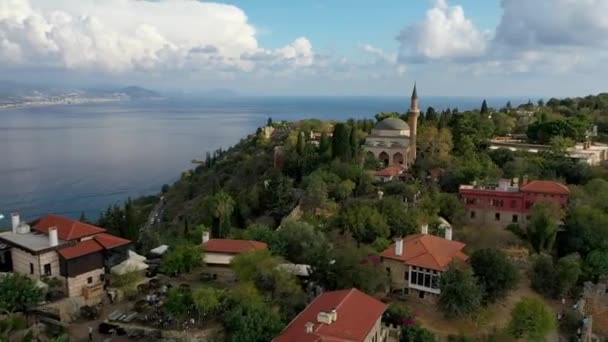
<box><xmin>374</xmin><ymin>117</ymin><xmax>410</xmax><ymax>131</ymax></box>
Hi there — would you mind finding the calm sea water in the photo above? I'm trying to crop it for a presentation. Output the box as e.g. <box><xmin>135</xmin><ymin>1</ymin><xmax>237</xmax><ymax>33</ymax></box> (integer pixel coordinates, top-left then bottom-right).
<box><xmin>0</xmin><ymin>95</ymin><xmax>519</xmax><ymax>223</ymax></box>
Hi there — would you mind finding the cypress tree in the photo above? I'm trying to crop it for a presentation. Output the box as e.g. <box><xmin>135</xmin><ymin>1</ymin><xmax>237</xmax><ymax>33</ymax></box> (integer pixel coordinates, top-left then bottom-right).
<box><xmin>481</xmin><ymin>99</ymin><xmax>489</xmax><ymax>114</ymax></box>
<box><xmin>332</xmin><ymin>123</ymin><xmax>351</xmax><ymax>161</ymax></box>
<box><xmin>319</xmin><ymin>132</ymin><xmax>330</xmax><ymax>155</ymax></box>
<box><xmin>349</xmin><ymin>125</ymin><xmax>359</xmax><ymax>160</ymax></box>
<box><xmin>296</xmin><ymin>130</ymin><xmax>306</xmax><ymax>155</ymax></box>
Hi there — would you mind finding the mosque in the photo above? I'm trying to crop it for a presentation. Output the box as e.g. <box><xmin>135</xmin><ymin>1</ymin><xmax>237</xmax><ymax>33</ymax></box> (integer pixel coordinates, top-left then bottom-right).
<box><xmin>364</xmin><ymin>84</ymin><xmax>419</xmax><ymax>169</ymax></box>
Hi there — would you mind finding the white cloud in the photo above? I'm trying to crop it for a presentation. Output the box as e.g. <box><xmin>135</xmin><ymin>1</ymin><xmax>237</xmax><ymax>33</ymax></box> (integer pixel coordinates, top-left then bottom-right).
<box><xmin>397</xmin><ymin>0</ymin><xmax>488</xmax><ymax>62</ymax></box>
<box><xmin>0</xmin><ymin>0</ymin><xmax>315</xmax><ymax>73</ymax></box>
<box><xmin>495</xmin><ymin>0</ymin><xmax>608</xmax><ymax>48</ymax></box>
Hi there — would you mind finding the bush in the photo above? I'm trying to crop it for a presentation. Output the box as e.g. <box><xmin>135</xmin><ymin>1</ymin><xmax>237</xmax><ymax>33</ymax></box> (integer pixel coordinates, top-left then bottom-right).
<box><xmin>80</xmin><ymin>305</ymin><xmax>100</xmax><ymax>320</ymax></box>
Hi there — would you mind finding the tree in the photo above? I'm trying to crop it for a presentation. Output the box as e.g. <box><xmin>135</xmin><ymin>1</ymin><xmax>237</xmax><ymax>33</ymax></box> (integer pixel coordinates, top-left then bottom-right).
<box><xmin>416</xmin><ymin>126</ymin><xmax>453</xmax><ymax>168</ymax></box>
<box><xmin>192</xmin><ymin>287</ymin><xmax>222</xmax><ymax>321</ymax></box>
<box><xmin>301</xmin><ymin>174</ymin><xmax>328</xmax><ymax>213</ymax></box>
<box><xmin>161</xmin><ymin>244</ymin><xmax>202</xmax><ymax>275</ymax></box>
<box><xmin>332</xmin><ymin>123</ymin><xmax>352</xmax><ymax>161</ymax></box>
<box><xmin>276</xmin><ymin>220</ymin><xmax>327</xmax><ymax>264</ymax></box>
<box><xmin>164</xmin><ymin>287</ymin><xmax>195</xmax><ymax>320</ymax></box>
<box><xmin>334</xmin><ymin>180</ymin><xmax>356</xmax><ymax>201</ymax></box>
<box><xmin>296</xmin><ymin>130</ymin><xmax>306</xmax><ymax>155</ymax></box>
<box><xmin>350</xmin><ymin>125</ymin><xmax>359</xmax><ymax>159</ymax></box>
<box><xmin>437</xmin><ymin>193</ymin><xmax>465</xmax><ymax>226</ymax></box>
<box><xmin>470</xmin><ymin>249</ymin><xmax>519</xmax><ymax>303</ymax></box>
<box><xmin>531</xmin><ymin>254</ymin><xmax>581</xmax><ymax>298</ymax></box>
<box><xmin>585</xmin><ymin>249</ymin><xmax>608</xmax><ymax>280</ymax></box>
<box><xmin>508</xmin><ymin>297</ymin><xmax>555</xmax><ymax>342</ymax></box>
<box><xmin>319</xmin><ymin>132</ymin><xmax>330</xmax><ymax>155</ymax></box>
<box><xmin>401</xmin><ymin>324</ymin><xmax>436</xmax><ymax>342</ymax></box>
<box><xmin>336</xmin><ymin>201</ymin><xmax>389</xmax><ymax>243</ymax></box>
<box><xmin>79</xmin><ymin>211</ymin><xmax>89</xmax><ymax>223</ymax></box>
<box><xmin>210</xmin><ymin>191</ymin><xmax>235</xmax><ymax>238</ymax></box>
<box><xmin>0</xmin><ymin>274</ymin><xmax>44</xmax><ymax>312</ymax></box>
<box><xmin>267</xmin><ymin>117</ymin><xmax>273</xmax><ymax>126</ymax></box>
<box><xmin>509</xmin><ymin>202</ymin><xmax>562</xmax><ymax>254</ymax></box>
<box><xmin>425</xmin><ymin>107</ymin><xmax>438</xmax><ymax>123</ymax></box>
<box><xmin>262</xmin><ymin>171</ymin><xmax>295</xmax><ymax>225</ymax></box>
<box><xmin>376</xmin><ymin>197</ymin><xmax>418</xmax><ymax>238</ymax></box>
<box><xmin>438</xmin><ymin>264</ymin><xmax>482</xmax><ymax>318</ymax></box>
<box><xmin>223</xmin><ymin>301</ymin><xmax>283</xmax><ymax>342</ymax></box>
<box><xmin>161</xmin><ymin>184</ymin><xmax>170</xmax><ymax>193</ymax></box>
<box><xmin>480</xmin><ymin>99</ymin><xmax>488</xmax><ymax>114</ymax></box>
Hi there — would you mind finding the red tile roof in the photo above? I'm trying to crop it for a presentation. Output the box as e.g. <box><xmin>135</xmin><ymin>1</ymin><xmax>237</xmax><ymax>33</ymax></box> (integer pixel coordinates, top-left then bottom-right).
<box><xmin>381</xmin><ymin>234</ymin><xmax>468</xmax><ymax>271</ymax></box>
<box><xmin>274</xmin><ymin>288</ymin><xmax>387</xmax><ymax>342</ymax></box>
<box><xmin>57</xmin><ymin>240</ymin><xmax>103</xmax><ymax>260</ymax></box>
<box><xmin>520</xmin><ymin>180</ymin><xmax>570</xmax><ymax>195</ymax></box>
<box><xmin>375</xmin><ymin>164</ymin><xmax>405</xmax><ymax>177</ymax></box>
<box><xmin>33</xmin><ymin>214</ymin><xmax>106</xmax><ymax>241</ymax></box>
<box><xmin>94</xmin><ymin>233</ymin><xmax>131</xmax><ymax>249</ymax></box>
<box><xmin>202</xmin><ymin>239</ymin><xmax>267</xmax><ymax>255</ymax></box>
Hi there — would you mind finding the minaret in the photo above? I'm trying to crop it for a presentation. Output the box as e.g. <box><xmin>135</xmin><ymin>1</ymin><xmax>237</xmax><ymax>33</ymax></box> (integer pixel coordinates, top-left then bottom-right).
<box><xmin>408</xmin><ymin>83</ymin><xmax>420</xmax><ymax>165</ymax></box>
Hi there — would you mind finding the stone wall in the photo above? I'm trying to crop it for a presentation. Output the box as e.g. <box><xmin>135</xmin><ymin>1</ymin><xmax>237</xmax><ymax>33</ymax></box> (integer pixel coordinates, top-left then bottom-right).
<box><xmin>66</xmin><ymin>268</ymin><xmax>104</xmax><ymax>298</ymax></box>
<box><xmin>10</xmin><ymin>248</ymin><xmax>60</xmax><ymax>279</ymax></box>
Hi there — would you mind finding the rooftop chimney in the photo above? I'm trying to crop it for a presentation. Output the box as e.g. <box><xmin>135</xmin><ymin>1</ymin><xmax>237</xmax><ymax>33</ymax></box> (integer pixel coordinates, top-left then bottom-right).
<box><xmin>521</xmin><ymin>175</ymin><xmax>529</xmax><ymax>187</ymax></box>
<box><xmin>305</xmin><ymin>321</ymin><xmax>314</xmax><ymax>334</ymax></box>
<box><xmin>377</xmin><ymin>190</ymin><xmax>384</xmax><ymax>200</ymax></box>
<box><xmin>498</xmin><ymin>179</ymin><xmax>510</xmax><ymax>190</ymax></box>
<box><xmin>317</xmin><ymin>311</ymin><xmax>333</xmax><ymax>325</ymax></box>
<box><xmin>48</xmin><ymin>227</ymin><xmax>58</xmax><ymax>247</ymax></box>
<box><xmin>445</xmin><ymin>226</ymin><xmax>453</xmax><ymax>241</ymax></box>
<box><xmin>202</xmin><ymin>231</ymin><xmax>210</xmax><ymax>244</ymax></box>
<box><xmin>395</xmin><ymin>238</ymin><xmax>403</xmax><ymax>256</ymax></box>
<box><xmin>330</xmin><ymin>308</ymin><xmax>337</xmax><ymax>322</ymax></box>
<box><xmin>11</xmin><ymin>213</ymin><xmax>19</xmax><ymax>234</ymax></box>
<box><xmin>421</xmin><ymin>224</ymin><xmax>429</xmax><ymax>235</ymax></box>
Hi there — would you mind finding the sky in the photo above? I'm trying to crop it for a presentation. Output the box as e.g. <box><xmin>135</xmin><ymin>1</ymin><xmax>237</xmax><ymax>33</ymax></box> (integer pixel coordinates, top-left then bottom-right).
<box><xmin>0</xmin><ymin>0</ymin><xmax>607</xmax><ymax>97</ymax></box>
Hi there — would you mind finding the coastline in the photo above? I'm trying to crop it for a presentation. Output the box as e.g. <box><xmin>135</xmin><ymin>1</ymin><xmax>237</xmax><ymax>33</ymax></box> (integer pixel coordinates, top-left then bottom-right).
<box><xmin>0</xmin><ymin>97</ymin><xmax>126</xmax><ymax>110</ymax></box>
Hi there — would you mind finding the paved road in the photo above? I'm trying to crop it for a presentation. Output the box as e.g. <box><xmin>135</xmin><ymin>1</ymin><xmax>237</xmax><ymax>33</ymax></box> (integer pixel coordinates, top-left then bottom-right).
<box><xmin>138</xmin><ymin>197</ymin><xmax>164</xmax><ymax>243</ymax></box>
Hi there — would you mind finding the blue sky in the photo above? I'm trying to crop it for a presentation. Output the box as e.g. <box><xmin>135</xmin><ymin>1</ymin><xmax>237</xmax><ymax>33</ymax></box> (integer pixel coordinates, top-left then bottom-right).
<box><xmin>1</xmin><ymin>0</ymin><xmax>607</xmax><ymax>97</ymax></box>
<box><xmin>228</xmin><ymin>0</ymin><xmax>501</xmax><ymax>53</ymax></box>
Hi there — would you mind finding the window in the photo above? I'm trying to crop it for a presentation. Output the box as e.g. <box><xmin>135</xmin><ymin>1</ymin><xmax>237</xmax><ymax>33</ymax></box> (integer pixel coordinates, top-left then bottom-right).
<box><xmin>470</xmin><ymin>211</ymin><xmax>476</xmax><ymax>219</ymax></box>
<box><xmin>510</xmin><ymin>200</ymin><xmax>517</xmax><ymax>208</ymax></box>
<box><xmin>495</xmin><ymin>212</ymin><xmax>501</xmax><ymax>221</ymax></box>
<box><xmin>43</xmin><ymin>263</ymin><xmax>51</xmax><ymax>276</ymax></box>
<box><xmin>100</xmin><ymin>274</ymin><xmax>105</xmax><ymax>282</ymax></box>
<box><xmin>512</xmin><ymin>215</ymin><xmax>518</xmax><ymax>223</ymax></box>
<box><xmin>29</xmin><ymin>263</ymin><xmax>34</xmax><ymax>275</ymax></box>
<box><xmin>525</xmin><ymin>201</ymin><xmax>532</xmax><ymax>209</ymax></box>
<box><xmin>87</xmin><ymin>277</ymin><xmax>93</xmax><ymax>284</ymax></box>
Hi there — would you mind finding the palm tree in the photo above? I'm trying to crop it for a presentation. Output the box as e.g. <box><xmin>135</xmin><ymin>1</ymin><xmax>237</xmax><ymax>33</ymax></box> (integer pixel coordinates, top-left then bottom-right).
<box><xmin>211</xmin><ymin>191</ymin><xmax>235</xmax><ymax>238</ymax></box>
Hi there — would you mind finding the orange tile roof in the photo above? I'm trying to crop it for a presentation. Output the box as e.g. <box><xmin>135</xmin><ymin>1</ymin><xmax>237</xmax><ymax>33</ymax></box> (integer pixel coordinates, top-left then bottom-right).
<box><xmin>381</xmin><ymin>234</ymin><xmax>468</xmax><ymax>271</ymax></box>
<box><xmin>274</xmin><ymin>288</ymin><xmax>387</xmax><ymax>342</ymax></box>
<box><xmin>57</xmin><ymin>240</ymin><xmax>103</xmax><ymax>260</ymax></box>
<box><xmin>33</xmin><ymin>214</ymin><xmax>106</xmax><ymax>241</ymax></box>
<box><xmin>94</xmin><ymin>233</ymin><xmax>131</xmax><ymax>249</ymax></box>
<box><xmin>520</xmin><ymin>180</ymin><xmax>570</xmax><ymax>195</ymax></box>
<box><xmin>375</xmin><ymin>164</ymin><xmax>405</xmax><ymax>177</ymax></box>
<box><xmin>202</xmin><ymin>239</ymin><xmax>267</xmax><ymax>255</ymax></box>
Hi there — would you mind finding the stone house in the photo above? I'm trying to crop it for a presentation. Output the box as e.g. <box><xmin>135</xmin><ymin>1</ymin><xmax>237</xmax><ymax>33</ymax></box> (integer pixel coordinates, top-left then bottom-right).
<box><xmin>0</xmin><ymin>213</ymin><xmax>131</xmax><ymax>304</ymax></box>
<box><xmin>381</xmin><ymin>225</ymin><xmax>468</xmax><ymax>300</ymax></box>
<box><xmin>200</xmin><ymin>231</ymin><xmax>267</xmax><ymax>266</ymax></box>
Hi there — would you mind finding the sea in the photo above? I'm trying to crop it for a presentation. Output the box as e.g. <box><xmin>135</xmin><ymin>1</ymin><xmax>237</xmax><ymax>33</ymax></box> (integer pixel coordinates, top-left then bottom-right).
<box><xmin>0</xmin><ymin>95</ymin><xmax>524</xmax><ymax>224</ymax></box>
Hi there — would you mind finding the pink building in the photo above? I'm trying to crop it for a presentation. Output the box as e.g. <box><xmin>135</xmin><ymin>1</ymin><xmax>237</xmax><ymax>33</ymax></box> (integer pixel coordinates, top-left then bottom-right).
<box><xmin>459</xmin><ymin>178</ymin><xmax>570</xmax><ymax>227</ymax></box>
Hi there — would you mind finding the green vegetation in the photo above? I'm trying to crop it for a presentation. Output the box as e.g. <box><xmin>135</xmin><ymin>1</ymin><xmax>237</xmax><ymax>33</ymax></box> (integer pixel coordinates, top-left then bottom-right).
<box><xmin>438</xmin><ymin>264</ymin><xmax>482</xmax><ymax>318</ymax></box>
<box><xmin>470</xmin><ymin>248</ymin><xmax>519</xmax><ymax>303</ymax></box>
<box><xmin>508</xmin><ymin>297</ymin><xmax>555</xmax><ymax>342</ymax></box>
<box><xmin>93</xmin><ymin>93</ymin><xmax>608</xmax><ymax>338</ymax></box>
<box><xmin>0</xmin><ymin>274</ymin><xmax>44</xmax><ymax>312</ymax></box>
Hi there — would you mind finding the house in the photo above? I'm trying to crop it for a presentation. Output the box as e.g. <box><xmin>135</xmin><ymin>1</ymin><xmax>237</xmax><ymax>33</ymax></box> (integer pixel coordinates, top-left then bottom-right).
<box><xmin>381</xmin><ymin>225</ymin><xmax>468</xmax><ymax>300</ymax></box>
<box><xmin>201</xmin><ymin>232</ymin><xmax>267</xmax><ymax>266</ymax></box>
<box><xmin>374</xmin><ymin>164</ymin><xmax>406</xmax><ymax>183</ymax></box>
<box><xmin>459</xmin><ymin>178</ymin><xmax>570</xmax><ymax>228</ymax></box>
<box><xmin>489</xmin><ymin>138</ymin><xmax>608</xmax><ymax>166</ymax></box>
<box><xmin>274</xmin><ymin>288</ymin><xmax>387</xmax><ymax>342</ymax></box>
<box><xmin>0</xmin><ymin>213</ymin><xmax>131</xmax><ymax>302</ymax></box>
